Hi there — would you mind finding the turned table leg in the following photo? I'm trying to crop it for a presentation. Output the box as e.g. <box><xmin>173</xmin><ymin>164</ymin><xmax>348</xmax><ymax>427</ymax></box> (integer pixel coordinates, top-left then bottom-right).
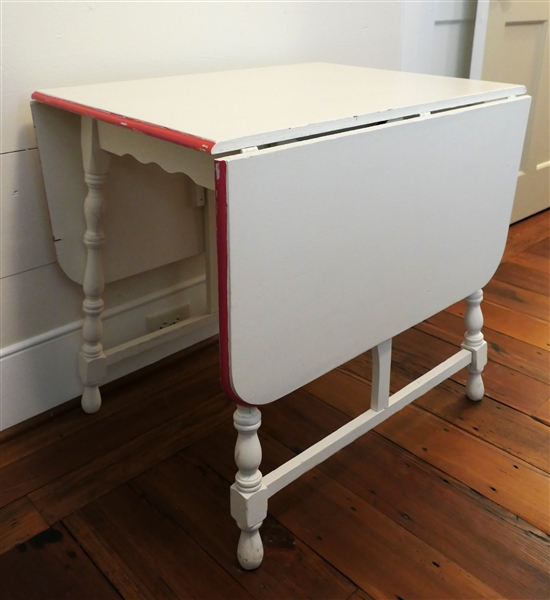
<box><xmin>462</xmin><ymin>289</ymin><xmax>488</xmax><ymax>401</ymax></box>
<box><xmin>79</xmin><ymin>117</ymin><xmax>110</xmax><ymax>413</ymax></box>
<box><xmin>232</xmin><ymin>406</ymin><xmax>265</xmax><ymax>570</ymax></box>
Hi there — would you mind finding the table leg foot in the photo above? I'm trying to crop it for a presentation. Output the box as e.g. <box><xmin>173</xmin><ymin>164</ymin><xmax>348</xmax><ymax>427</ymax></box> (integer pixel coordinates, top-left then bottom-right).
<box><xmin>237</xmin><ymin>524</ymin><xmax>264</xmax><ymax>570</ymax></box>
<box><xmin>465</xmin><ymin>372</ymin><xmax>484</xmax><ymax>401</ymax></box>
<box><xmin>81</xmin><ymin>385</ymin><xmax>102</xmax><ymax>413</ymax></box>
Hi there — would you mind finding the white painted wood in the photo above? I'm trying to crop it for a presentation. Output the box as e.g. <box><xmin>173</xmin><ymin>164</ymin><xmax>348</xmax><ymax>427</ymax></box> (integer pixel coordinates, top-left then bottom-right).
<box><xmin>472</xmin><ymin>0</ymin><xmax>549</xmax><ymax>222</ymax></box>
<box><xmin>97</xmin><ymin>121</ymin><xmax>215</xmax><ymax>189</ymax></box>
<box><xmin>0</xmin><ymin>264</ymin><xmax>82</xmax><ymax>350</ymax></box>
<box><xmin>30</xmin><ymin>107</ymin><xmax>217</xmax><ymax>417</ymax></box>
<box><xmin>30</xmin><ymin>103</ymin><xmax>206</xmax><ymax>286</ymax></box>
<box><xmin>221</xmin><ymin>97</ymin><xmax>530</xmax><ymax>405</ymax></box>
<box><xmin>0</xmin><ymin>323</ymin><xmax>85</xmax><ymax>432</ymax></box>
<box><xmin>79</xmin><ymin>117</ymin><xmax>110</xmax><ymax>414</ymax></box>
<box><xmin>400</xmin><ymin>1</ymin><xmax>436</xmax><ymax>75</ymax></box>
<box><xmin>432</xmin><ymin>0</ymin><xmax>478</xmax><ymax>78</ymax></box>
<box><xmin>104</xmin><ymin>313</ymin><xmax>217</xmax><ymax>366</ymax></box>
<box><xmin>34</xmin><ymin>63</ymin><xmax>523</xmax><ymax>155</ymax></box>
<box><xmin>371</xmin><ymin>339</ymin><xmax>392</xmax><ymax>412</ymax></box>
<box><xmin>0</xmin><ymin>151</ymin><xmax>56</xmax><ymax>279</ymax></box>
<box><xmin>262</xmin><ymin>349</ymin><xmax>472</xmax><ymax>499</ymax></box>
<box><xmin>461</xmin><ymin>289</ymin><xmax>488</xmax><ymax>401</ymax></box>
<box><xmin>231</xmin><ymin>406</ymin><xmax>264</xmax><ymax>570</ymax></box>
<box><xmin>470</xmin><ymin>0</ymin><xmax>491</xmax><ymax>79</ymax></box>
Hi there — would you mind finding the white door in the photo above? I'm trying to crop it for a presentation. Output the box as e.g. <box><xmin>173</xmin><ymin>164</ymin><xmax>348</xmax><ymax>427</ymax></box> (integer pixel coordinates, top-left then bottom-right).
<box><xmin>471</xmin><ymin>0</ymin><xmax>549</xmax><ymax>222</ymax></box>
<box><xmin>400</xmin><ymin>0</ymin><xmax>478</xmax><ymax>77</ymax></box>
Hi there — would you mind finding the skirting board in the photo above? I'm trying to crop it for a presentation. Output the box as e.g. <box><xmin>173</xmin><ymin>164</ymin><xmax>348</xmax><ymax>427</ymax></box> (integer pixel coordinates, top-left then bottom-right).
<box><xmin>0</xmin><ymin>281</ymin><xmax>219</xmax><ymax>431</ymax></box>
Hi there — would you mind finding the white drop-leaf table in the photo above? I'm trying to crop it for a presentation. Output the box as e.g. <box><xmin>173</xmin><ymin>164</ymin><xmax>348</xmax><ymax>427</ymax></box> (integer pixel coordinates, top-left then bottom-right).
<box><xmin>31</xmin><ymin>63</ymin><xmax>530</xmax><ymax>570</ymax></box>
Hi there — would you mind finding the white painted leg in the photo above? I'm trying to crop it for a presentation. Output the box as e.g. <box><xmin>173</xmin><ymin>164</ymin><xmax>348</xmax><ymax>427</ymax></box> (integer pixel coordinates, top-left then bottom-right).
<box><xmin>371</xmin><ymin>338</ymin><xmax>392</xmax><ymax>412</ymax></box>
<box><xmin>79</xmin><ymin>117</ymin><xmax>110</xmax><ymax>414</ymax></box>
<box><xmin>461</xmin><ymin>289</ymin><xmax>488</xmax><ymax>401</ymax></box>
<box><xmin>231</xmin><ymin>406</ymin><xmax>265</xmax><ymax>570</ymax></box>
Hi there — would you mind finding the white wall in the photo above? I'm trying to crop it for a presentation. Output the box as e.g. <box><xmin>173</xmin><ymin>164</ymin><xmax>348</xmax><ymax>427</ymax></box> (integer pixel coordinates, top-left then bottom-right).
<box><xmin>1</xmin><ymin>1</ymin><xmax>404</xmax><ymax>430</ymax></box>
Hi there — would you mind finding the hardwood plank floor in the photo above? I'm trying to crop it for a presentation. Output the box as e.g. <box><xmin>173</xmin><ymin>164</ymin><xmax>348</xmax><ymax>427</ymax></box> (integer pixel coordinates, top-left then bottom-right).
<box><xmin>415</xmin><ymin>309</ymin><xmax>549</xmax><ymax>383</ymax></box>
<box><xmin>0</xmin><ymin>498</ymin><xmax>48</xmax><ymax>555</ymax></box>
<box><xmin>0</xmin><ymin>524</ymin><xmax>121</xmax><ymax>600</ymax></box>
<box><xmin>132</xmin><ymin>452</ymin><xmax>356</xmax><ymax>599</ymax></box>
<box><xmin>1</xmin><ymin>209</ymin><xmax>548</xmax><ymax>599</ymax></box>
<box><xmin>64</xmin><ymin>484</ymin><xmax>252</xmax><ymax>600</ymax></box>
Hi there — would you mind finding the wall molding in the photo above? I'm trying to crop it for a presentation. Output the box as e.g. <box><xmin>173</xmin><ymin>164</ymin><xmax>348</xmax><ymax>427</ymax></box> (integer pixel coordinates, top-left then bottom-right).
<box><xmin>1</xmin><ymin>274</ymin><xmax>206</xmax><ymax>359</ymax></box>
<box><xmin>0</xmin><ymin>275</ymin><xmax>218</xmax><ymax>431</ymax></box>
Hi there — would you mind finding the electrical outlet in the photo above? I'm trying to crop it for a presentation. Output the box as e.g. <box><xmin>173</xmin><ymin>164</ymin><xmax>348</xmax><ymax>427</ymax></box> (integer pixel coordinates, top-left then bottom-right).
<box><xmin>146</xmin><ymin>303</ymin><xmax>190</xmax><ymax>333</ymax></box>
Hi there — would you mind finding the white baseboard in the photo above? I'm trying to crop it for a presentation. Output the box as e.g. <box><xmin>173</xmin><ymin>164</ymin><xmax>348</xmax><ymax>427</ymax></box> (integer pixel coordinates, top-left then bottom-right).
<box><xmin>0</xmin><ymin>277</ymin><xmax>219</xmax><ymax>431</ymax></box>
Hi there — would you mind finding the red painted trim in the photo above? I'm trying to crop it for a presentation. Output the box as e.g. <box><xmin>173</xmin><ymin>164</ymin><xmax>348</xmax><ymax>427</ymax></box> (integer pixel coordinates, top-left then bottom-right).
<box><xmin>215</xmin><ymin>160</ymin><xmax>253</xmax><ymax>407</ymax></box>
<box><xmin>31</xmin><ymin>92</ymin><xmax>215</xmax><ymax>153</ymax></box>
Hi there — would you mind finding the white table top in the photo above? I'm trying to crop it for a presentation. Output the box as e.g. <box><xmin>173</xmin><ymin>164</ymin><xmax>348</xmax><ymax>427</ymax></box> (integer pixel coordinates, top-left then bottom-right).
<box><xmin>33</xmin><ymin>63</ymin><xmax>524</xmax><ymax>155</ymax></box>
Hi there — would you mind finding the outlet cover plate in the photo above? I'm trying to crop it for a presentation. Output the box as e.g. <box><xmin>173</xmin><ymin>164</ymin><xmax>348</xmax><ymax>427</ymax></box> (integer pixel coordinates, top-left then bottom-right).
<box><xmin>146</xmin><ymin>303</ymin><xmax>191</xmax><ymax>333</ymax></box>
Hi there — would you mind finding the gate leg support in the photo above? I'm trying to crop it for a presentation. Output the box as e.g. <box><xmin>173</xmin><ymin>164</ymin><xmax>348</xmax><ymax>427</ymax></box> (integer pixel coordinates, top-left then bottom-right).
<box><xmin>79</xmin><ymin>117</ymin><xmax>109</xmax><ymax>413</ymax></box>
<box><xmin>79</xmin><ymin>117</ymin><xmax>110</xmax><ymax>414</ymax></box>
<box><xmin>231</xmin><ymin>406</ymin><xmax>267</xmax><ymax>570</ymax></box>
<box><xmin>371</xmin><ymin>339</ymin><xmax>392</xmax><ymax>412</ymax></box>
<box><xmin>461</xmin><ymin>289</ymin><xmax>488</xmax><ymax>401</ymax></box>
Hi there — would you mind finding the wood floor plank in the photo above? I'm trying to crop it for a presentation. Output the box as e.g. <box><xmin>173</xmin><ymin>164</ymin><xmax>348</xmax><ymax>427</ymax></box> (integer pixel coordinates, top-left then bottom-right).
<box><xmin>0</xmin><ymin>341</ymin><xmax>219</xmax><ymax>469</ymax></box>
<box><xmin>493</xmin><ymin>261</ymin><xmax>550</xmax><ymax>297</ymax></box>
<box><xmin>483</xmin><ymin>279</ymin><xmax>549</xmax><ymax>322</ymax></box>
<box><xmin>375</xmin><ymin>405</ymin><xmax>550</xmax><ymax>534</ymax></box>
<box><xmin>304</xmin><ymin>368</ymin><xmax>369</xmax><ymax>419</ymax></box>
<box><xmin>392</xmin><ymin>327</ymin><xmax>549</xmax><ymax>414</ymax></box>
<box><xmin>532</xmin><ymin>399</ymin><xmax>550</xmax><ymax>427</ymax></box>
<box><xmin>340</xmin><ymin>335</ymin><xmax>548</xmax><ymax>419</ymax></box>
<box><xmin>0</xmin><ymin>363</ymin><xmax>222</xmax><ymax>508</ymax></box>
<box><xmin>260</xmin><ymin>390</ymin><xmax>550</xmax><ymax>600</ymax></box>
<box><xmin>341</xmin><ymin>352</ymin><xmax>549</xmax><ymax>472</ymax></box>
<box><xmin>29</xmin><ymin>392</ymin><xmax>232</xmax><ymax>525</ymax></box>
<box><xmin>527</xmin><ymin>236</ymin><xmax>550</xmax><ymax>258</ymax></box>
<box><xmin>413</xmin><ymin>381</ymin><xmax>549</xmax><ymax>473</ymax></box>
<box><xmin>440</xmin><ymin>353</ymin><xmax>548</xmax><ymax>415</ymax></box>
<box><xmin>191</xmin><ymin>424</ymin><xmax>500</xmax><ymax>600</ymax></box>
<box><xmin>0</xmin><ymin>523</ymin><xmax>120</xmax><ymax>600</ymax></box>
<box><xmin>501</xmin><ymin>210</ymin><xmax>549</xmax><ymax>262</ymax></box>
<box><xmin>134</xmin><ymin>451</ymin><xmax>357</xmax><ymax>600</ymax></box>
<box><xmin>415</xmin><ymin>310</ymin><xmax>549</xmax><ymax>384</ymax></box>
<box><xmin>509</xmin><ymin>250</ymin><xmax>550</xmax><ymax>274</ymax></box>
<box><xmin>0</xmin><ymin>497</ymin><xmax>48</xmax><ymax>555</ymax></box>
<box><xmin>347</xmin><ymin>590</ymin><xmax>376</xmax><ymax>600</ymax></box>
<box><xmin>447</xmin><ymin>299</ymin><xmax>549</xmax><ymax>350</ymax></box>
<box><xmin>64</xmin><ymin>484</ymin><xmax>251</xmax><ymax>600</ymax></box>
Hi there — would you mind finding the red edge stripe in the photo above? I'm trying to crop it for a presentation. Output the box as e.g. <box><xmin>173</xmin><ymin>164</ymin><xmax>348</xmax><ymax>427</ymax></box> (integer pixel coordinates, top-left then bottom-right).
<box><xmin>215</xmin><ymin>160</ymin><xmax>253</xmax><ymax>407</ymax></box>
<box><xmin>31</xmin><ymin>92</ymin><xmax>215</xmax><ymax>153</ymax></box>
